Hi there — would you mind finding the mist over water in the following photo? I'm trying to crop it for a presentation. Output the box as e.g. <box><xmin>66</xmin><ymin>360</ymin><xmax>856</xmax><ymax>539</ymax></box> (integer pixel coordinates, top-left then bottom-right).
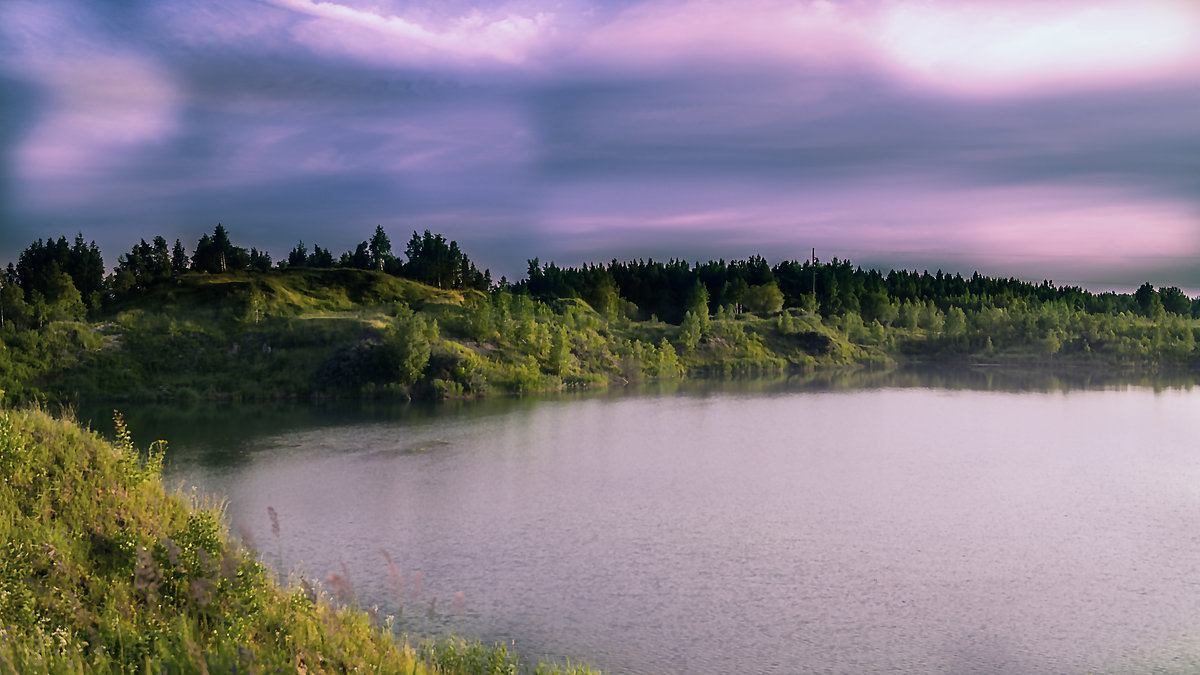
<box><xmin>99</xmin><ymin>369</ymin><xmax>1200</xmax><ymax>674</ymax></box>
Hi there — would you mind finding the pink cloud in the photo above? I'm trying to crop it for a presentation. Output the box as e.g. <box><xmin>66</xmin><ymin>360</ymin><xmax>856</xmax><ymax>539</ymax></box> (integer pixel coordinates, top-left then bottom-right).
<box><xmin>537</xmin><ymin>177</ymin><xmax>1200</xmax><ymax>277</ymax></box>
<box><xmin>254</xmin><ymin>0</ymin><xmax>1200</xmax><ymax>96</ymax></box>
<box><xmin>877</xmin><ymin>0</ymin><xmax>1200</xmax><ymax>96</ymax></box>
<box><xmin>571</xmin><ymin>0</ymin><xmax>876</xmax><ymax>73</ymax></box>
<box><xmin>267</xmin><ymin>0</ymin><xmax>556</xmax><ymax>67</ymax></box>
<box><xmin>567</xmin><ymin>0</ymin><xmax>1200</xmax><ymax>95</ymax></box>
<box><xmin>919</xmin><ymin>187</ymin><xmax>1198</xmax><ymax>267</ymax></box>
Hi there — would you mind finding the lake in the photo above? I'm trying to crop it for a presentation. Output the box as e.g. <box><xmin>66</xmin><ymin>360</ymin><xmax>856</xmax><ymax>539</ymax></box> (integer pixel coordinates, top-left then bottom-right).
<box><xmin>93</xmin><ymin>368</ymin><xmax>1200</xmax><ymax>674</ymax></box>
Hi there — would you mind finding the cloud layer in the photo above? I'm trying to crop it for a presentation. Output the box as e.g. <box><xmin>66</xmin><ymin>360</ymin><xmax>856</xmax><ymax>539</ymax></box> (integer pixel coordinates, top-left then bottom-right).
<box><xmin>2</xmin><ymin>0</ymin><xmax>1199</xmax><ymax>288</ymax></box>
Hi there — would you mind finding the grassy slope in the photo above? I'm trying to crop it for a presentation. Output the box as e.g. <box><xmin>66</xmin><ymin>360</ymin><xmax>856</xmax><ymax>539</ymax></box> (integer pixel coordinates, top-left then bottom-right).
<box><xmin>0</xmin><ymin>407</ymin><xmax>425</xmax><ymax>673</ymax></box>
<box><xmin>105</xmin><ymin>268</ymin><xmax>467</xmax><ymax>317</ymax></box>
<box><xmin>42</xmin><ymin>270</ymin><xmax>469</xmax><ymax>403</ymax></box>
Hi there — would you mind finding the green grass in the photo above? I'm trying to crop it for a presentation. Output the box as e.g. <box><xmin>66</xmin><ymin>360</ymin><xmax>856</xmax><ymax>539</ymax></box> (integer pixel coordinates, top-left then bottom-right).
<box><xmin>421</xmin><ymin>637</ymin><xmax>600</xmax><ymax>675</ymax></box>
<box><xmin>105</xmin><ymin>268</ymin><xmax>466</xmax><ymax>318</ymax></box>
<box><xmin>0</xmin><ymin>407</ymin><xmax>425</xmax><ymax>673</ymax></box>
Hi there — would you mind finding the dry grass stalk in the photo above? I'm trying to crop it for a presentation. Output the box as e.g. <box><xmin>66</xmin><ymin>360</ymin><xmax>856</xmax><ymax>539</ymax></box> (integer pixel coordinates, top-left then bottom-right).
<box><xmin>328</xmin><ymin>560</ymin><xmax>354</xmax><ymax>604</ymax></box>
<box><xmin>238</xmin><ymin>523</ymin><xmax>257</xmax><ymax>552</ymax></box>
<box><xmin>379</xmin><ymin>548</ymin><xmax>404</xmax><ymax>596</ymax></box>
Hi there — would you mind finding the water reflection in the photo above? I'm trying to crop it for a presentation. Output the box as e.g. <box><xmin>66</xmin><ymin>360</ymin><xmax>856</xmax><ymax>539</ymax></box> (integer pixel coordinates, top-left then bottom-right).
<box><xmin>76</xmin><ymin>396</ymin><xmax>539</xmax><ymax>471</ymax></box>
<box><xmin>80</xmin><ymin>364</ymin><xmax>1200</xmax><ymax>471</ymax></box>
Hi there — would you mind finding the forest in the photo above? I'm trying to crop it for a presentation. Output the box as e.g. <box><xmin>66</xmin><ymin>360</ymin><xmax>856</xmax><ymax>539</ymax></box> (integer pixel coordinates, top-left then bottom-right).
<box><xmin>2</xmin><ymin>224</ymin><xmax>1198</xmax><ymax>406</ymax></box>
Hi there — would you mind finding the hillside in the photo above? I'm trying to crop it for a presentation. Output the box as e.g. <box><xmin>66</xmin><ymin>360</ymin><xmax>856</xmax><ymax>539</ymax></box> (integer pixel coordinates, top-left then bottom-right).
<box><xmin>0</xmin><ymin>407</ymin><xmax>423</xmax><ymax>672</ymax></box>
<box><xmin>1</xmin><ymin>267</ymin><xmax>855</xmax><ymax>405</ymax></box>
<box><xmin>103</xmin><ymin>267</ymin><xmax>469</xmax><ymax>317</ymax></box>
<box><xmin>2</xmin><ymin>263</ymin><xmax>1198</xmax><ymax>408</ymax></box>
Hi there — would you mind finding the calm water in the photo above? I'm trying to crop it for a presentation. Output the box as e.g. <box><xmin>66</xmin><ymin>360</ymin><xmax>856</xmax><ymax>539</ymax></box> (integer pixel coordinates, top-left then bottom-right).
<box><xmin>95</xmin><ymin>370</ymin><xmax>1200</xmax><ymax>674</ymax></box>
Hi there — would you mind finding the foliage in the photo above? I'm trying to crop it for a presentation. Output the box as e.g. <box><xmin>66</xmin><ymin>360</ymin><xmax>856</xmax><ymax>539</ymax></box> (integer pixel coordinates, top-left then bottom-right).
<box><xmin>191</xmin><ymin>224</ymin><xmax>250</xmax><ymax>274</ymax></box>
<box><xmin>13</xmin><ymin>234</ymin><xmax>104</xmax><ymax>312</ymax></box>
<box><xmin>113</xmin><ymin>237</ymin><xmax>173</xmax><ymax>295</ymax></box>
<box><xmin>384</xmin><ymin>312</ymin><xmax>436</xmax><ymax>386</ymax></box>
<box><xmin>405</xmin><ymin>230</ymin><xmax>490</xmax><ymax>291</ymax></box>
<box><xmin>421</xmin><ymin>637</ymin><xmax>601</xmax><ymax>675</ymax></box>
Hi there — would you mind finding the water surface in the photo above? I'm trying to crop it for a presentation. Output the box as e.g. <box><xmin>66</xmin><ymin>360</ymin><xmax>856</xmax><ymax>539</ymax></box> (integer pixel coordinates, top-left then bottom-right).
<box><xmin>95</xmin><ymin>369</ymin><xmax>1200</xmax><ymax>674</ymax></box>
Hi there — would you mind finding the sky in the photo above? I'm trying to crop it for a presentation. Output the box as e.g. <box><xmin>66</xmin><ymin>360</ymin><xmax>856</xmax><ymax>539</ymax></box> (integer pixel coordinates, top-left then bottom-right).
<box><xmin>2</xmin><ymin>0</ymin><xmax>1199</xmax><ymax>290</ymax></box>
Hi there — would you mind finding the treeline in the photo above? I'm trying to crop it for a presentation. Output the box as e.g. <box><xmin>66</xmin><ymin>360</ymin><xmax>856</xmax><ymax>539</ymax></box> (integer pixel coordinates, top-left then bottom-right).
<box><xmin>1</xmin><ymin>225</ymin><xmax>489</xmax><ymax>330</ymax></box>
<box><xmin>283</xmin><ymin>227</ymin><xmax>490</xmax><ymax>290</ymax></box>
<box><xmin>521</xmin><ymin>256</ymin><xmax>1198</xmax><ymax>324</ymax></box>
<box><xmin>3</xmin><ymin>234</ymin><xmax>104</xmax><ymax>327</ymax></box>
<box><xmin>4</xmin><ymin>224</ymin><xmax>1198</xmax><ymax>336</ymax></box>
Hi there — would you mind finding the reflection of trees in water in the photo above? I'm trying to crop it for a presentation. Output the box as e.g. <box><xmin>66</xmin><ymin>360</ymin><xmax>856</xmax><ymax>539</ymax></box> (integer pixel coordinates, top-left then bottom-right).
<box><xmin>871</xmin><ymin>363</ymin><xmax>1200</xmax><ymax>394</ymax></box>
<box><xmin>76</xmin><ymin>396</ymin><xmax>539</xmax><ymax>471</ymax></box>
<box><xmin>81</xmin><ymin>366</ymin><xmax>1198</xmax><ymax>470</ymax></box>
<box><xmin>642</xmin><ymin>364</ymin><xmax>1200</xmax><ymax>397</ymax></box>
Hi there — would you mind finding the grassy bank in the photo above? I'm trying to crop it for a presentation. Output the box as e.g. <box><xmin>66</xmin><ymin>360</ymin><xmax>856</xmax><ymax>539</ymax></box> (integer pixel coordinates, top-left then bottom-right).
<box><xmin>0</xmin><ymin>407</ymin><xmax>599</xmax><ymax>674</ymax></box>
<box><xmin>0</xmin><ymin>406</ymin><xmax>423</xmax><ymax>672</ymax></box>
<box><xmin>2</xmin><ymin>267</ymin><xmax>1197</xmax><ymax>408</ymax></box>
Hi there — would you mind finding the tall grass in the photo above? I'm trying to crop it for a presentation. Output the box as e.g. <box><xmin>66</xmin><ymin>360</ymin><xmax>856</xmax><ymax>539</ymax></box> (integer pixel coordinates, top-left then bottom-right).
<box><xmin>421</xmin><ymin>637</ymin><xmax>601</xmax><ymax>675</ymax></box>
<box><xmin>0</xmin><ymin>407</ymin><xmax>421</xmax><ymax>673</ymax></box>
